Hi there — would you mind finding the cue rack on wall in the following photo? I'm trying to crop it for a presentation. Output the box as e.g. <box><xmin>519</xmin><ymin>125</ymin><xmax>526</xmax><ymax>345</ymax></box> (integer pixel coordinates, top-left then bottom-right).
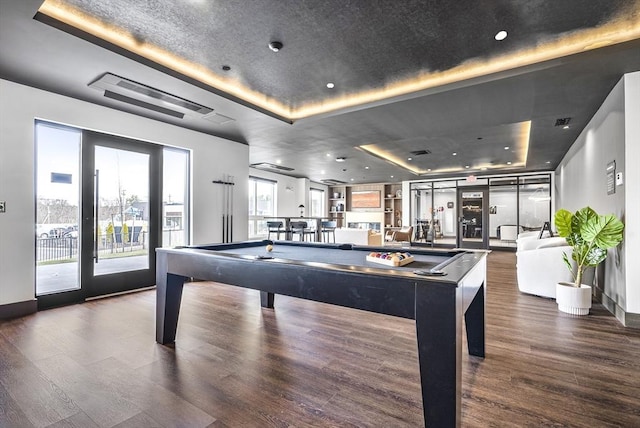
<box><xmin>212</xmin><ymin>175</ymin><xmax>235</xmax><ymax>243</ymax></box>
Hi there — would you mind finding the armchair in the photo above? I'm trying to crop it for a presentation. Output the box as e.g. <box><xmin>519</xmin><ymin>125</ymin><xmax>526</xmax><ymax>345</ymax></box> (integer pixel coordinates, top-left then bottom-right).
<box><xmin>516</xmin><ymin>237</ymin><xmax>574</xmax><ymax>298</ymax></box>
<box><xmin>386</xmin><ymin>226</ymin><xmax>413</xmax><ymax>244</ymax></box>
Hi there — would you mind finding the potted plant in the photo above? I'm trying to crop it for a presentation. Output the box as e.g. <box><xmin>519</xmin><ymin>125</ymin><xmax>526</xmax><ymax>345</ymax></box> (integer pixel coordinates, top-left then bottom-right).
<box><xmin>554</xmin><ymin>206</ymin><xmax>624</xmax><ymax>315</ymax></box>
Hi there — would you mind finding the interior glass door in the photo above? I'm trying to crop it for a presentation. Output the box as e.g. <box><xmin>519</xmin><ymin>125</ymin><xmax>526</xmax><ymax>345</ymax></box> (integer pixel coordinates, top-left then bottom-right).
<box><xmin>457</xmin><ymin>186</ymin><xmax>489</xmax><ymax>249</ymax></box>
<box><xmin>81</xmin><ymin>131</ymin><xmax>161</xmax><ymax>298</ymax></box>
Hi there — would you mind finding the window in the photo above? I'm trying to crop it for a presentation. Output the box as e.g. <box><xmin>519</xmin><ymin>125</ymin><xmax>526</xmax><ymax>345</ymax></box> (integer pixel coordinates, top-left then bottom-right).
<box><xmin>489</xmin><ymin>177</ymin><xmax>518</xmax><ymax>248</ymax></box>
<box><xmin>310</xmin><ymin>188</ymin><xmax>325</xmax><ymax>217</ymax></box>
<box><xmin>248</xmin><ymin>177</ymin><xmax>276</xmax><ymax>238</ymax></box>
<box><xmin>35</xmin><ymin>122</ymin><xmax>82</xmax><ymax>295</ymax></box>
<box><xmin>518</xmin><ymin>175</ymin><xmax>551</xmax><ymax>231</ymax></box>
<box><xmin>162</xmin><ymin>147</ymin><xmax>190</xmax><ymax>247</ymax></box>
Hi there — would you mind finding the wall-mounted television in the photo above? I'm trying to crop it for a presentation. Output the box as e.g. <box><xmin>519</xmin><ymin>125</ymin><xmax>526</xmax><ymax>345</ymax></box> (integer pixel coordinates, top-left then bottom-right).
<box><xmin>351</xmin><ymin>190</ymin><xmax>381</xmax><ymax>208</ymax></box>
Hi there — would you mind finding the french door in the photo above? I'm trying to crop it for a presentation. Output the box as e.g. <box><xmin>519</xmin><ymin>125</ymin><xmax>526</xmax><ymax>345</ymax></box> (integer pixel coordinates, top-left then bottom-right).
<box><xmin>36</xmin><ymin>125</ymin><xmax>161</xmax><ymax>308</ymax></box>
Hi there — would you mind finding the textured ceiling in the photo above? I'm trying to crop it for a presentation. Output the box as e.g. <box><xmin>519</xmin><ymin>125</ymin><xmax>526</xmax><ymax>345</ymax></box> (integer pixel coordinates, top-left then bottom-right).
<box><xmin>36</xmin><ymin>0</ymin><xmax>640</xmax><ymax>120</ymax></box>
<box><xmin>1</xmin><ymin>0</ymin><xmax>640</xmax><ymax>184</ymax></box>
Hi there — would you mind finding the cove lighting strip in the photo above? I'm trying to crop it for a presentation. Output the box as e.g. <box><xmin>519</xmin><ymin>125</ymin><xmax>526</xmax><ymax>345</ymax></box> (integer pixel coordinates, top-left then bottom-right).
<box><xmin>39</xmin><ymin>0</ymin><xmax>640</xmax><ymax>121</ymax></box>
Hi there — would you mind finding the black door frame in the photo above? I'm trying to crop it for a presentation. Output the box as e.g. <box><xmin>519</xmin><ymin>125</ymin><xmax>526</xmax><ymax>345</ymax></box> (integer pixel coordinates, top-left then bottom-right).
<box><xmin>81</xmin><ymin>131</ymin><xmax>162</xmax><ymax>298</ymax></box>
<box><xmin>456</xmin><ymin>185</ymin><xmax>489</xmax><ymax>249</ymax></box>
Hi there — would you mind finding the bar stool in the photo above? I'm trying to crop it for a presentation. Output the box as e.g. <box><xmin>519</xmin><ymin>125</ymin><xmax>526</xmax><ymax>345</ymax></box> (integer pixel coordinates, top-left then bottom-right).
<box><xmin>321</xmin><ymin>220</ymin><xmax>337</xmax><ymax>243</ymax></box>
<box><xmin>290</xmin><ymin>221</ymin><xmax>315</xmax><ymax>241</ymax></box>
<box><xmin>267</xmin><ymin>221</ymin><xmax>285</xmax><ymax>240</ymax></box>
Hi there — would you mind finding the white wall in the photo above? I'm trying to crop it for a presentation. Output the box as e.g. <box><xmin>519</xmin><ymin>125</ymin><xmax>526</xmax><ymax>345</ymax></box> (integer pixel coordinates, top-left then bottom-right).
<box><xmin>623</xmin><ymin>72</ymin><xmax>640</xmax><ymax>314</ymax></box>
<box><xmin>0</xmin><ymin>79</ymin><xmax>249</xmax><ymax>306</ymax></box>
<box><xmin>555</xmin><ymin>71</ymin><xmax>639</xmax><ymax>318</ymax></box>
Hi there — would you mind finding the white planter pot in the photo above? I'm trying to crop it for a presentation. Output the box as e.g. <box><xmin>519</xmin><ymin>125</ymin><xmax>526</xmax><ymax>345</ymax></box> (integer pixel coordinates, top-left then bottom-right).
<box><xmin>556</xmin><ymin>282</ymin><xmax>592</xmax><ymax>315</ymax></box>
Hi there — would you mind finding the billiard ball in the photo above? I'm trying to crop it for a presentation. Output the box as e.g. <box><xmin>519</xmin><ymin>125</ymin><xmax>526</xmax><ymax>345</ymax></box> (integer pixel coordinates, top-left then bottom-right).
<box><xmin>266</xmin><ymin>244</ymin><xmax>273</xmax><ymax>252</ymax></box>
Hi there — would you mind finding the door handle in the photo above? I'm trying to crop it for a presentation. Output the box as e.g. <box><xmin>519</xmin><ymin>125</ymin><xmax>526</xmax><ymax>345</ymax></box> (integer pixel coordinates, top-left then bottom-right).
<box><xmin>94</xmin><ymin>169</ymin><xmax>99</xmax><ymax>263</ymax></box>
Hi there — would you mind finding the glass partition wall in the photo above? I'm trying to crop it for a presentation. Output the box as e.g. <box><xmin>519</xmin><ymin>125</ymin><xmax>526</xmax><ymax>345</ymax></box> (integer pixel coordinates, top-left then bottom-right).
<box><xmin>409</xmin><ymin>174</ymin><xmax>551</xmax><ymax>249</ymax></box>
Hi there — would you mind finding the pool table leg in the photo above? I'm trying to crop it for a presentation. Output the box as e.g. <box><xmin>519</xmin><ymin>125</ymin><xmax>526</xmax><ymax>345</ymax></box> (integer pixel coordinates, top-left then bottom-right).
<box><xmin>260</xmin><ymin>291</ymin><xmax>275</xmax><ymax>308</ymax></box>
<box><xmin>415</xmin><ymin>285</ymin><xmax>462</xmax><ymax>428</ymax></box>
<box><xmin>156</xmin><ymin>271</ymin><xmax>187</xmax><ymax>345</ymax></box>
<box><xmin>465</xmin><ymin>283</ymin><xmax>485</xmax><ymax>357</ymax></box>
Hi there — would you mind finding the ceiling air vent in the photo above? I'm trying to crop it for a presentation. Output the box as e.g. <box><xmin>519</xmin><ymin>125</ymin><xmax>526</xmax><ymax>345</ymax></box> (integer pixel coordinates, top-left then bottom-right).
<box><xmin>89</xmin><ymin>73</ymin><xmax>214</xmax><ymax>117</ymax></box>
<box><xmin>554</xmin><ymin>117</ymin><xmax>572</xmax><ymax>127</ymax></box>
<box><xmin>321</xmin><ymin>179</ymin><xmax>347</xmax><ymax>185</ymax></box>
<box><xmin>409</xmin><ymin>149</ymin><xmax>432</xmax><ymax>156</ymax></box>
<box><xmin>103</xmin><ymin>91</ymin><xmax>184</xmax><ymax>118</ymax></box>
<box><xmin>250</xmin><ymin>162</ymin><xmax>295</xmax><ymax>172</ymax></box>
<box><xmin>203</xmin><ymin>112</ymin><xmax>236</xmax><ymax>125</ymax></box>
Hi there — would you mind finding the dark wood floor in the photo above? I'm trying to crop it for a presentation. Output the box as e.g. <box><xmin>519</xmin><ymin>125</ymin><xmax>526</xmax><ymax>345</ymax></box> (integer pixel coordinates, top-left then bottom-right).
<box><xmin>1</xmin><ymin>251</ymin><xmax>639</xmax><ymax>427</ymax></box>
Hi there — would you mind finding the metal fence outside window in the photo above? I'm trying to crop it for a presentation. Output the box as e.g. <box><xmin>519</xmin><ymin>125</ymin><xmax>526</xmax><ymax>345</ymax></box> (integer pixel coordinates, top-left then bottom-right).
<box><xmin>36</xmin><ymin>232</ymin><xmax>148</xmax><ymax>263</ymax></box>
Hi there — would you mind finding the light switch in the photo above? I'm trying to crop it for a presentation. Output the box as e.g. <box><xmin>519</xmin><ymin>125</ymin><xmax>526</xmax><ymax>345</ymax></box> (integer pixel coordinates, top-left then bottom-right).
<box><xmin>0</xmin><ymin>201</ymin><xmax>5</xmax><ymax>213</ymax></box>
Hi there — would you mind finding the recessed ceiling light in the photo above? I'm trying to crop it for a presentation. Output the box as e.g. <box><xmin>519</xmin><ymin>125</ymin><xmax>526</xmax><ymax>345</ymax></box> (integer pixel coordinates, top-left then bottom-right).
<box><xmin>407</xmin><ymin>157</ymin><xmax>413</xmax><ymax>161</ymax></box>
<box><xmin>268</xmin><ymin>41</ymin><xmax>283</xmax><ymax>52</ymax></box>
<box><xmin>452</xmin><ymin>152</ymin><xmax>457</xmax><ymax>156</ymax></box>
<box><xmin>546</xmin><ymin>161</ymin><xmax>551</xmax><ymax>164</ymax></box>
<box><xmin>335</xmin><ymin>157</ymin><xmax>346</xmax><ymax>162</ymax></box>
<box><xmin>326</xmin><ymin>153</ymin><xmax>331</xmax><ymax>157</ymax></box>
<box><xmin>276</xmin><ymin>159</ymin><xmax>282</xmax><ymax>164</ymax></box>
<box><xmin>495</xmin><ymin>30</ymin><xmax>508</xmax><ymax>41</ymax></box>
<box><xmin>350</xmin><ymin>178</ymin><xmax>354</xmax><ymax>181</ymax></box>
<box><xmin>390</xmin><ymin>175</ymin><xmax>394</xmax><ymax>178</ymax></box>
<box><xmin>320</xmin><ymin>170</ymin><xmax>325</xmax><ymax>174</ymax></box>
<box><xmin>326</xmin><ymin>82</ymin><xmax>335</xmax><ymax>89</ymax></box>
<box><xmin>504</xmin><ymin>146</ymin><xmax>510</xmax><ymax>150</ymax></box>
<box><xmin>427</xmin><ymin>168</ymin><xmax>432</xmax><ymax>172</ymax></box>
<box><xmin>563</xmin><ymin>125</ymin><xmax>570</xmax><ymax>129</ymax></box>
<box><xmin>465</xmin><ymin>165</ymin><xmax>470</xmax><ymax>169</ymax></box>
<box><xmin>507</xmin><ymin>161</ymin><xmax>512</xmax><ymax>165</ymax></box>
<box><xmin>365</xmin><ymin>166</ymin><xmax>370</xmax><ymax>169</ymax></box>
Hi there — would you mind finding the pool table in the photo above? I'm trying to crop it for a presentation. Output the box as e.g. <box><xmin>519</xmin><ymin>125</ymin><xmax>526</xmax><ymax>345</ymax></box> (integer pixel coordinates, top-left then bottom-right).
<box><xmin>156</xmin><ymin>240</ymin><xmax>487</xmax><ymax>427</ymax></box>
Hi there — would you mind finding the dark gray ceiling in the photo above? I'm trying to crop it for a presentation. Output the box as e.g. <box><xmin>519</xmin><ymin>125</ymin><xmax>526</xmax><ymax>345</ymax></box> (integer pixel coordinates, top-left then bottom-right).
<box><xmin>1</xmin><ymin>0</ymin><xmax>640</xmax><ymax>184</ymax></box>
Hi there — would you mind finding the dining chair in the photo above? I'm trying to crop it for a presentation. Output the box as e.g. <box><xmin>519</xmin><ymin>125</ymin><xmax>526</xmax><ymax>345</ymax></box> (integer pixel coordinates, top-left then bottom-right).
<box><xmin>320</xmin><ymin>220</ymin><xmax>337</xmax><ymax>243</ymax></box>
<box><xmin>266</xmin><ymin>221</ymin><xmax>285</xmax><ymax>240</ymax></box>
<box><xmin>289</xmin><ymin>221</ymin><xmax>315</xmax><ymax>241</ymax></box>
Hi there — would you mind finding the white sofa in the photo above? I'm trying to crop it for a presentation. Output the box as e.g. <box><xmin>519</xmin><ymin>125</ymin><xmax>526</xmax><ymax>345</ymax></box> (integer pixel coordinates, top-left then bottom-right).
<box><xmin>516</xmin><ymin>230</ymin><xmax>551</xmax><ymax>252</ymax></box>
<box><xmin>334</xmin><ymin>228</ymin><xmax>382</xmax><ymax>246</ymax></box>
<box><xmin>516</xmin><ymin>236</ymin><xmax>574</xmax><ymax>298</ymax></box>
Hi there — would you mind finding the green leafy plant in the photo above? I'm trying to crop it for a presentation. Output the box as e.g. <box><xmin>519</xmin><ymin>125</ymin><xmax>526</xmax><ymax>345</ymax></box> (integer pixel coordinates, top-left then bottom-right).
<box><xmin>554</xmin><ymin>207</ymin><xmax>624</xmax><ymax>287</ymax></box>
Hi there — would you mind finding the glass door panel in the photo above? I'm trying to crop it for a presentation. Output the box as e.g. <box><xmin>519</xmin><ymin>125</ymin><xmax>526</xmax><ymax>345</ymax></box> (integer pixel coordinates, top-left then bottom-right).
<box><xmin>433</xmin><ymin>184</ymin><xmax>457</xmax><ymax>247</ymax></box>
<box><xmin>94</xmin><ymin>146</ymin><xmax>150</xmax><ymax>275</ymax></box>
<box><xmin>411</xmin><ymin>184</ymin><xmax>433</xmax><ymax>244</ymax></box>
<box><xmin>457</xmin><ymin>186</ymin><xmax>489</xmax><ymax>249</ymax></box>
